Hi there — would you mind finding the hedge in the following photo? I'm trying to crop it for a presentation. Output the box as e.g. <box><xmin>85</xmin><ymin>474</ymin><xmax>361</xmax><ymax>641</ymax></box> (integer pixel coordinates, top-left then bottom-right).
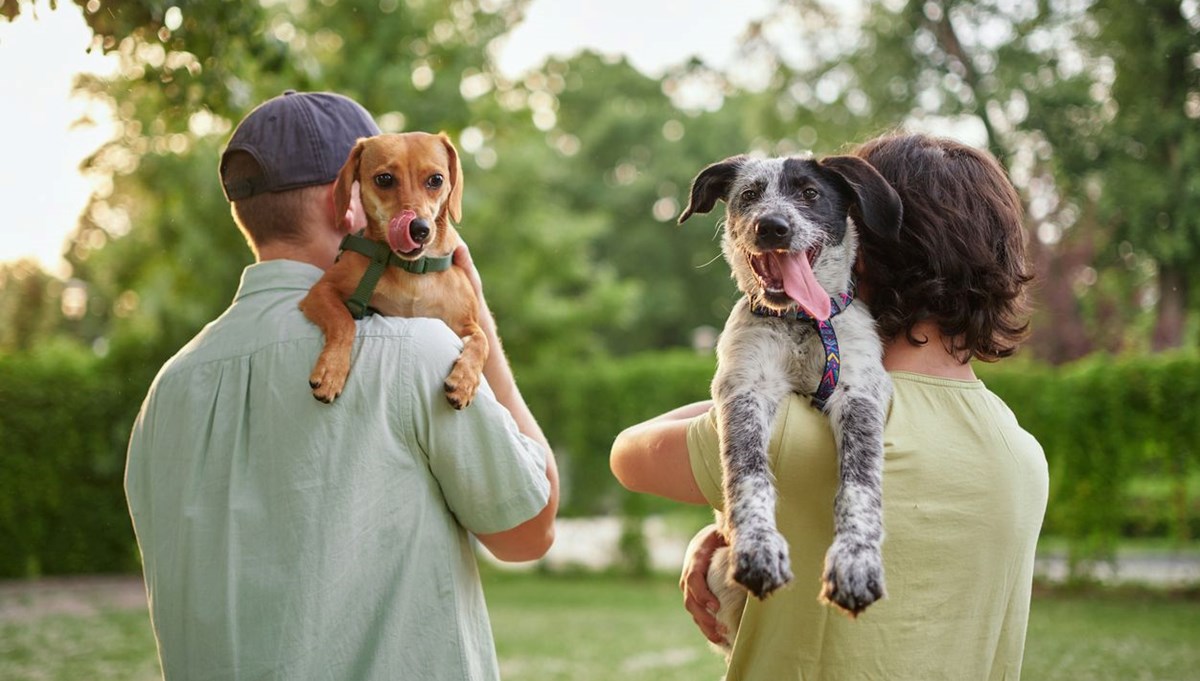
<box><xmin>0</xmin><ymin>344</ymin><xmax>145</xmax><ymax>578</ymax></box>
<box><xmin>0</xmin><ymin>345</ymin><xmax>1196</xmax><ymax>577</ymax></box>
<box><xmin>521</xmin><ymin>350</ymin><xmax>1200</xmax><ymax>566</ymax></box>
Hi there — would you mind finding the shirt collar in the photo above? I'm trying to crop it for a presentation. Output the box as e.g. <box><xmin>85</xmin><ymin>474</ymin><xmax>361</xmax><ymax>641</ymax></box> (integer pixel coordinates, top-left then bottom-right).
<box><xmin>233</xmin><ymin>260</ymin><xmax>325</xmax><ymax>301</ymax></box>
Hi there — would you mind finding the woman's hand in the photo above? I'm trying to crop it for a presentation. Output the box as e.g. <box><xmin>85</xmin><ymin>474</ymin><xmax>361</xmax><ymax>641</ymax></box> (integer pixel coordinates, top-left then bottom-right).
<box><xmin>681</xmin><ymin>524</ymin><xmax>728</xmax><ymax>645</ymax></box>
<box><xmin>452</xmin><ymin>239</ymin><xmax>497</xmax><ymax>339</ymax></box>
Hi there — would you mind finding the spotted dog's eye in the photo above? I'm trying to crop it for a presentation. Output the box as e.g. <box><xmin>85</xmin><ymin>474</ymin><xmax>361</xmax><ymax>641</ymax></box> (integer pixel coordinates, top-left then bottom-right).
<box><xmin>802</xmin><ymin>187</ymin><xmax>819</xmax><ymax>200</ymax></box>
<box><xmin>740</xmin><ymin>188</ymin><xmax>759</xmax><ymax>202</ymax></box>
<box><xmin>426</xmin><ymin>174</ymin><xmax>445</xmax><ymax>190</ymax></box>
<box><xmin>374</xmin><ymin>173</ymin><xmax>395</xmax><ymax>188</ymax></box>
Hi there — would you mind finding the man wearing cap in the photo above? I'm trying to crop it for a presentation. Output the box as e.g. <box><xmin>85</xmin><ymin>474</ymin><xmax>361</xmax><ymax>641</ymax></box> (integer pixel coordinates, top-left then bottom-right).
<box><xmin>125</xmin><ymin>91</ymin><xmax>558</xmax><ymax>681</ymax></box>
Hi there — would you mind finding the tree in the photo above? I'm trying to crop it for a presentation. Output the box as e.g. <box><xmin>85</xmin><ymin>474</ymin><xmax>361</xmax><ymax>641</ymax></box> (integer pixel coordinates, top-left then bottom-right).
<box><xmin>1086</xmin><ymin>0</ymin><xmax>1200</xmax><ymax>350</ymax></box>
<box><xmin>717</xmin><ymin>0</ymin><xmax>1198</xmax><ymax>361</ymax></box>
<box><xmin>5</xmin><ymin>0</ymin><xmax>645</xmax><ymax>369</ymax></box>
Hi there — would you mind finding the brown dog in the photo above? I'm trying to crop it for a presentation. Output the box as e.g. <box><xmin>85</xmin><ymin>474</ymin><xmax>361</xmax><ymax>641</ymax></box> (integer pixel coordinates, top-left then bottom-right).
<box><xmin>299</xmin><ymin>132</ymin><xmax>487</xmax><ymax>409</ymax></box>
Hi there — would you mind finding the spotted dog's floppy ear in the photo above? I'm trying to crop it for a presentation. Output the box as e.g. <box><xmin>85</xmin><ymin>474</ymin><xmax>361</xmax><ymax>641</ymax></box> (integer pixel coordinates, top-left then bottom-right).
<box><xmin>678</xmin><ymin>155</ymin><xmax>748</xmax><ymax>224</ymax></box>
<box><xmin>334</xmin><ymin>138</ymin><xmax>368</xmax><ymax>229</ymax></box>
<box><xmin>818</xmin><ymin>155</ymin><xmax>902</xmax><ymax>240</ymax></box>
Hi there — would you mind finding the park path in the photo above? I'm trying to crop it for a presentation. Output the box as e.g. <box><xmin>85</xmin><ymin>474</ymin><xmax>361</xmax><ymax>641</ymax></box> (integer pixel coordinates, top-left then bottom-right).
<box><xmin>4</xmin><ymin>518</ymin><xmax>1198</xmax><ymax>623</ymax></box>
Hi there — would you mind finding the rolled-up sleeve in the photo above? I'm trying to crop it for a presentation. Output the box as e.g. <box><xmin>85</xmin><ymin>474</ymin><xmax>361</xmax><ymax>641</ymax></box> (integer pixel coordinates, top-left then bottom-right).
<box><xmin>407</xmin><ymin>322</ymin><xmax>549</xmax><ymax>535</ymax></box>
<box><xmin>686</xmin><ymin>407</ymin><xmax>725</xmax><ymax>512</ymax></box>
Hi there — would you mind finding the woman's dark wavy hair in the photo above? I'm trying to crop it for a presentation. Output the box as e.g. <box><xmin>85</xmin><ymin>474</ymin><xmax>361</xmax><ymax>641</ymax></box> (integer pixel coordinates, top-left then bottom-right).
<box><xmin>853</xmin><ymin>133</ymin><xmax>1033</xmax><ymax>362</ymax></box>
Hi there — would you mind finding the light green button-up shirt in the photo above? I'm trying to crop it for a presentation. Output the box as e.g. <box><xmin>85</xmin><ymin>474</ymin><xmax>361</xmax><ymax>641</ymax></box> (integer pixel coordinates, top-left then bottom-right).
<box><xmin>126</xmin><ymin>260</ymin><xmax>549</xmax><ymax>681</ymax></box>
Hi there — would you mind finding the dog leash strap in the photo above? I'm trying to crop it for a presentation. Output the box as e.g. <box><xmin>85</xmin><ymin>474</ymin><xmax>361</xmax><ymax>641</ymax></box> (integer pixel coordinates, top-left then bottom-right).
<box><xmin>396</xmin><ymin>253</ymin><xmax>453</xmax><ymax>274</ymax></box>
<box><xmin>810</xmin><ymin>319</ymin><xmax>841</xmax><ymax>411</ymax></box>
<box><xmin>335</xmin><ymin>233</ymin><xmax>455</xmax><ymax>318</ymax></box>
<box><xmin>339</xmin><ymin>234</ymin><xmax>390</xmax><ymax>320</ymax></box>
<box><xmin>749</xmin><ymin>285</ymin><xmax>856</xmax><ymax>413</ymax></box>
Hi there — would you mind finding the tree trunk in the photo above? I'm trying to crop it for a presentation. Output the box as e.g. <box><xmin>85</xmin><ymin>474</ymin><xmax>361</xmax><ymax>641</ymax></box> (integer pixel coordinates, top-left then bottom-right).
<box><xmin>1025</xmin><ymin>231</ymin><xmax>1094</xmax><ymax>364</ymax></box>
<box><xmin>1151</xmin><ymin>266</ymin><xmax>1188</xmax><ymax>351</ymax></box>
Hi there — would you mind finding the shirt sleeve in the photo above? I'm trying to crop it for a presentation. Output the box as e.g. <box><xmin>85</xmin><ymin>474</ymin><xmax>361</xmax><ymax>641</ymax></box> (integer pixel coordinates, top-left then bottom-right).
<box><xmin>405</xmin><ymin>321</ymin><xmax>550</xmax><ymax>535</ymax></box>
<box><xmin>686</xmin><ymin>407</ymin><xmax>726</xmax><ymax>512</ymax></box>
<box><xmin>685</xmin><ymin>397</ymin><xmax>820</xmax><ymax>514</ymax></box>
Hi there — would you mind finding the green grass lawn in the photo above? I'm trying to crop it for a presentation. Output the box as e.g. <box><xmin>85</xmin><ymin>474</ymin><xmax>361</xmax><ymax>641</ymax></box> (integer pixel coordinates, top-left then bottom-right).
<box><xmin>2</xmin><ymin>572</ymin><xmax>1197</xmax><ymax>681</ymax></box>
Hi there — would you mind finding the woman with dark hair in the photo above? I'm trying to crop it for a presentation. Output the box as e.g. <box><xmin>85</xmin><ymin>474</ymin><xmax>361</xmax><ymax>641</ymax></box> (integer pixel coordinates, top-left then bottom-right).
<box><xmin>610</xmin><ymin>133</ymin><xmax>1048</xmax><ymax>680</ymax></box>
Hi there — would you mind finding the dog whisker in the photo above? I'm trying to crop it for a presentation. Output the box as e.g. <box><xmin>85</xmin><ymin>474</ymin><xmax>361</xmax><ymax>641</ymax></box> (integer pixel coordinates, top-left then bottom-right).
<box><xmin>712</xmin><ymin>218</ymin><xmax>726</xmax><ymax>242</ymax></box>
<box><xmin>696</xmin><ymin>251</ymin><xmax>725</xmax><ymax>270</ymax></box>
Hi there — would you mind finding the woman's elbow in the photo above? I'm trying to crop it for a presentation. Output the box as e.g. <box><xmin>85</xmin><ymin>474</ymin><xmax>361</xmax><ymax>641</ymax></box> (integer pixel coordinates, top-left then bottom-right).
<box><xmin>609</xmin><ymin>430</ymin><xmax>643</xmax><ymax>492</ymax></box>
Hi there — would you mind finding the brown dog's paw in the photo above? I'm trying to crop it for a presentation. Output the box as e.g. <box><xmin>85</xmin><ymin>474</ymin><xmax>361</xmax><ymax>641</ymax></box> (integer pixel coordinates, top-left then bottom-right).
<box><xmin>443</xmin><ymin>379</ymin><xmax>477</xmax><ymax>410</ymax></box>
<box><xmin>309</xmin><ymin>353</ymin><xmax>350</xmax><ymax>404</ymax></box>
<box><xmin>443</xmin><ymin>363</ymin><xmax>480</xmax><ymax>410</ymax></box>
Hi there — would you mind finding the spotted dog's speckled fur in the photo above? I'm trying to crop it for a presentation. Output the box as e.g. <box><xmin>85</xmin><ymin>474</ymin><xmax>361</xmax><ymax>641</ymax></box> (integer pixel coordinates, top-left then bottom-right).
<box><xmin>679</xmin><ymin>154</ymin><xmax>902</xmax><ymax>649</ymax></box>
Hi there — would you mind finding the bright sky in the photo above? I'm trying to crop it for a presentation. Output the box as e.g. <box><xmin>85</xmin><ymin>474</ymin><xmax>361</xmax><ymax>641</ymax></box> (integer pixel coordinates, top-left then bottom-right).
<box><xmin>0</xmin><ymin>0</ymin><xmax>772</xmax><ymax>277</ymax></box>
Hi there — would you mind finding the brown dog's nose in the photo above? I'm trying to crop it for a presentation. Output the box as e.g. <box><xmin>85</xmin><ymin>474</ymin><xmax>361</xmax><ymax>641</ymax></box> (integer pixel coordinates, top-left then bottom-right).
<box><xmin>410</xmin><ymin>218</ymin><xmax>431</xmax><ymax>244</ymax></box>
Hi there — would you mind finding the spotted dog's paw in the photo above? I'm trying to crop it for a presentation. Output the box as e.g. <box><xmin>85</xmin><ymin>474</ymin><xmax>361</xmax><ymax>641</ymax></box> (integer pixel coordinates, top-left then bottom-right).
<box><xmin>732</xmin><ymin>527</ymin><xmax>793</xmax><ymax>599</ymax></box>
<box><xmin>820</xmin><ymin>536</ymin><xmax>885</xmax><ymax>617</ymax></box>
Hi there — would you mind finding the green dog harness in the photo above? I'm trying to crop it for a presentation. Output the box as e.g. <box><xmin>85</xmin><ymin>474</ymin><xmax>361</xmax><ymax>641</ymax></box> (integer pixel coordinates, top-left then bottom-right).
<box><xmin>337</xmin><ymin>232</ymin><xmax>453</xmax><ymax>319</ymax></box>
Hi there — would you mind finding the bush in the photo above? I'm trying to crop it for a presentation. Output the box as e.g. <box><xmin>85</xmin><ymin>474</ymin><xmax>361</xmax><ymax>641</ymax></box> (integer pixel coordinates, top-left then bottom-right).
<box><xmin>524</xmin><ymin>350</ymin><xmax>1199</xmax><ymax>566</ymax></box>
<box><xmin>0</xmin><ymin>344</ymin><xmax>1195</xmax><ymax>577</ymax></box>
<box><xmin>0</xmin><ymin>342</ymin><xmax>145</xmax><ymax>577</ymax></box>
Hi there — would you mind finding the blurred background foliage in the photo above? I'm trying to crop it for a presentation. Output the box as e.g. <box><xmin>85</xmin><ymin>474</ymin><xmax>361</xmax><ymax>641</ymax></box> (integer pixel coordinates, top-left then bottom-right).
<box><xmin>0</xmin><ymin>0</ymin><xmax>1198</xmax><ymax>577</ymax></box>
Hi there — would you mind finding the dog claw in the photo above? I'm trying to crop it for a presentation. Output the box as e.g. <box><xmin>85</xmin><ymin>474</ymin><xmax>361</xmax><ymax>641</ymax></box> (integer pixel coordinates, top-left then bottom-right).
<box><xmin>443</xmin><ymin>379</ymin><xmax>476</xmax><ymax>410</ymax></box>
<box><xmin>732</xmin><ymin>529</ymin><xmax>793</xmax><ymax>599</ymax></box>
<box><xmin>820</xmin><ymin>538</ymin><xmax>885</xmax><ymax>616</ymax></box>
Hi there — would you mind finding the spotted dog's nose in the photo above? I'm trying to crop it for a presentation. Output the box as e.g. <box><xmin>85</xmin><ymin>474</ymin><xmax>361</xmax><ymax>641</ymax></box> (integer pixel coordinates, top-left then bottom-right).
<box><xmin>755</xmin><ymin>215</ymin><xmax>791</xmax><ymax>249</ymax></box>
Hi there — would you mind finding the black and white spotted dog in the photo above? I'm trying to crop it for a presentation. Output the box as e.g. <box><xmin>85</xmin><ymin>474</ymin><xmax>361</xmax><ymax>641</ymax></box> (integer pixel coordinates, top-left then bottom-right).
<box><xmin>679</xmin><ymin>153</ymin><xmax>902</xmax><ymax>649</ymax></box>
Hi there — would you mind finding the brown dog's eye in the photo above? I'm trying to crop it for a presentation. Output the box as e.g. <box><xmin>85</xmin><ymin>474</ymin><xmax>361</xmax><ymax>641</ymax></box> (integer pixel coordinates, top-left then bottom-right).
<box><xmin>740</xmin><ymin>188</ymin><xmax>759</xmax><ymax>202</ymax></box>
<box><xmin>426</xmin><ymin>174</ymin><xmax>444</xmax><ymax>190</ymax></box>
<box><xmin>802</xmin><ymin>188</ymin><xmax>819</xmax><ymax>200</ymax></box>
<box><xmin>374</xmin><ymin>173</ymin><xmax>395</xmax><ymax>188</ymax></box>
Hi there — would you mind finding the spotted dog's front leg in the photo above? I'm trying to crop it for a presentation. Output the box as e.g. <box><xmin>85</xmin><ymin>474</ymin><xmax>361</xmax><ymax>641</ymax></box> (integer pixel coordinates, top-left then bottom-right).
<box><xmin>714</xmin><ymin>368</ymin><xmax>793</xmax><ymax>600</ymax></box>
<box><xmin>820</xmin><ymin>373</ymin><xmax>891</xmax><ymax>616</ymax></box>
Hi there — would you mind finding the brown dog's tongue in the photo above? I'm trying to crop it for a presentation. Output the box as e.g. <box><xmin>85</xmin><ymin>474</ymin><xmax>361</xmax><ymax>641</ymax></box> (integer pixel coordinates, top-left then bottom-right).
<box><xmin>777</xmin><ymin>251</ymin><xmax>831</xmax><ymax>320</ymax></box>
<box><xmin>387</xmin><ymin>210</ymin><xmax>420</xmax><ymax>253</ymax></box>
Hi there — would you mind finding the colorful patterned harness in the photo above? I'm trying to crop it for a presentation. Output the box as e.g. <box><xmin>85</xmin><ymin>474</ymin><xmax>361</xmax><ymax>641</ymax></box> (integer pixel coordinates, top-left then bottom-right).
<box><xmin>748</xmin><ymin>284</ymin><xmax>856</xmax><ymax>413</ymax></box>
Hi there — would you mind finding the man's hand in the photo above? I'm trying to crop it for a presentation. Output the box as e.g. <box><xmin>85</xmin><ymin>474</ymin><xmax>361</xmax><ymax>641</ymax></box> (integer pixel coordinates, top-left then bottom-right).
<box><xmin>681</xmin><ymin>524</ymin><xmax>728</xmax><ymax>645</ymax></box>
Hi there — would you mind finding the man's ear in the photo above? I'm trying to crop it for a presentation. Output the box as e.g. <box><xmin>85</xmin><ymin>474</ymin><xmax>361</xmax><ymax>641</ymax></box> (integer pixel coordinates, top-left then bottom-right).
<box><xmin>439</xmin><ymin>132</ymin><xmax>464</xmax><ymax>223</ymax></box>
<box><xmin>678</xmin><ymin>155</ymin><xmax>746</xmax><ymax>223</ymax></box>
<box><xmin>334</xmin><ymin>139</ymin><xmax>367</xmax><ymax>227</ymax></box>
<box><xmin>818</xmin><ymin>155</ymin><xmax>902</xmax><ymax>240</ymax></box>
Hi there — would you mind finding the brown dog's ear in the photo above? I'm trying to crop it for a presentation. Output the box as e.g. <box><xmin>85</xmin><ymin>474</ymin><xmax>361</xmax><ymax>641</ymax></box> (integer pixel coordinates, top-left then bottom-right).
<box><xmin>818</xmin><ymin>155</ymin><xmax>903</xmax><ymax>240</ymax></box>
<box><xmin>438</xmin><ymin>132</ymin><xmax>464</xmax><ymax>223</ymax></box>
<box><xmin>334</xmin><ymin>139</ymin><xmax>368</xmax><ymax>229</ymax></box>
<box><xmin>679</xmin><ymin>155</ymin><xmax>747</xmax><ymax>223</ymax></box>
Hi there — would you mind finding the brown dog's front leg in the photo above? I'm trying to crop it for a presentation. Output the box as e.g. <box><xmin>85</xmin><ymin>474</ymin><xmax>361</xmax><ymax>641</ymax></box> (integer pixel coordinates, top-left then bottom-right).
<box><xmin>299</xmin><ymin>281</ymin><xmax>357</xmax><ymax>403</ymax></box>
<box><xmin>444</xmin><ymin>321</ymin><xmax>489</xmax><ymax>409</ymax></box>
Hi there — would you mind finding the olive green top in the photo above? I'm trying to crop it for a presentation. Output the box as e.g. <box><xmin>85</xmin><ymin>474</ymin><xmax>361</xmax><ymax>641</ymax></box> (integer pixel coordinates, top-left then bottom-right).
<box><xmin>689</xmin><ymin>372</ymin><xmax>1048</xmax><ymax>681</ymax></box>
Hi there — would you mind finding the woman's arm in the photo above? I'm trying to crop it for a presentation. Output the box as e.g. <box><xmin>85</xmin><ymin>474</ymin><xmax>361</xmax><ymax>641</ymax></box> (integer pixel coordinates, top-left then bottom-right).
<box><xmin>609</xmin><ymin>401</ymin><xmax>712</xmax><ymax>504</ymax></box>
<box><xmin>454</xmin><ymin>242</ymin><xmax>559</xmax><ymax>562</ymax></box>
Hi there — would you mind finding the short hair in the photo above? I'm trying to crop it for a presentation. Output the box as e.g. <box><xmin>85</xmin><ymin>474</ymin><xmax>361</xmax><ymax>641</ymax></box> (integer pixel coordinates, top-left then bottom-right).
<box><xmin>853</xmin><ymin>133</ymin><xmax>1033</xmax><ymax>362</ymax></box>
<box><xmin>224</xmin><ymin>151</ymin><xmax>329</xmax><ymax>249</ymax></box>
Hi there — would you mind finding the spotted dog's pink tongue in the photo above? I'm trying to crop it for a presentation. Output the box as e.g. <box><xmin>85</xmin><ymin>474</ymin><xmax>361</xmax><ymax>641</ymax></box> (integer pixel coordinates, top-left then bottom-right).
<box><xmin>775</xmin><ymin>251</ymin><xmax>831</xmax><ymax>321</ymax></box>
<box><xmin>387</xmin><ymin>210</ymin><xmax>420</xmax><ymax>253</ymax></box>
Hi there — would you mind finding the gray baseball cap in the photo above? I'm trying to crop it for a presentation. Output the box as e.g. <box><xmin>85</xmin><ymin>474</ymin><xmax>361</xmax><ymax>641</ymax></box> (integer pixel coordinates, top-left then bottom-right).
<box><xmin>219</xmin><ymin>90</ymin><xmax>381</xmax><ymax>201</ymax></box>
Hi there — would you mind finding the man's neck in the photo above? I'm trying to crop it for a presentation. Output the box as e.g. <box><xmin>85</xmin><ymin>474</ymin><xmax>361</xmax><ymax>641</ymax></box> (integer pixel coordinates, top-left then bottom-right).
<box><xmin>882</xmin><ymin>320</ymin><xmax>977</xmax><ymax>380</ymax></box>
<box><xmin>255</xmin><ymin>229</ymin><xmax>343</xmax><ymax>270</ymax></box>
